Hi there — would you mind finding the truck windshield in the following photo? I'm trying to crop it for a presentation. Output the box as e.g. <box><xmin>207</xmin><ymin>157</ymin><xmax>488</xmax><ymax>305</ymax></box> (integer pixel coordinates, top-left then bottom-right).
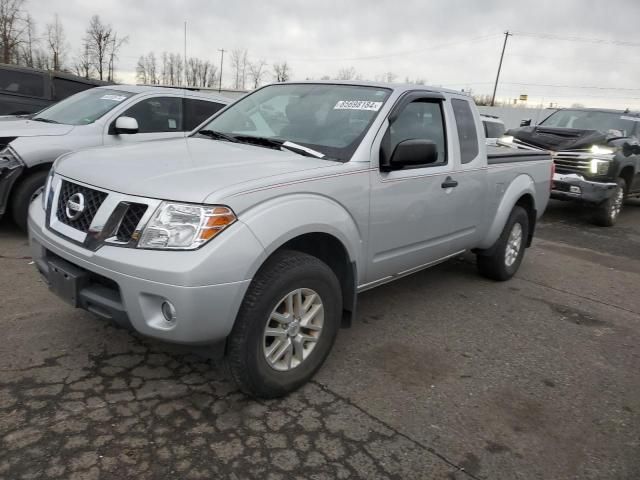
<box><xmin>198</xmin><ymin>83</ymin><xmax>391</xmax><ymax>161</ymax></box>
<box><xmin>540</xmin><ymin>109</ymin><xmax>640</xmax><ymax>137</ymax></box>
<box><xmin>32</xmin><ymin>88</ymin><xmax>134</xmax><ymax>126</ymax></box>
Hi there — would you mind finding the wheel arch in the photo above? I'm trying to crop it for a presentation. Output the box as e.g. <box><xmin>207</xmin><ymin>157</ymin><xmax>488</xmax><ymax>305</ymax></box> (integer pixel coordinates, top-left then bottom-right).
<box><xmin>619</xmin><ymin>165</ymin><xmax>634</xmax><ymax>192</ymax></box>
<box><xmin>477</xmin><ymin>174</ymin><xmax>537</xmax><ymax>251</ymax></box>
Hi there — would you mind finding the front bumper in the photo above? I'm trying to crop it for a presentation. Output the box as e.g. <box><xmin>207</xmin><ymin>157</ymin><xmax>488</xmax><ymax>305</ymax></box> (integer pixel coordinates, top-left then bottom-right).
<box><xmin>551</xmin><ymin>173</ymin><xmax>618</xmax><ymax>204</ymax></box>
<box><xmin>28</xmin><ymin>200</ymin><xmax>261</xmax><ymax>345</ymax></box>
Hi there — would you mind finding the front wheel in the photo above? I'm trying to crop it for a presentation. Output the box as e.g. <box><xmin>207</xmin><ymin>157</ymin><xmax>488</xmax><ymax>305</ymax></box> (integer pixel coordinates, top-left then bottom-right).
<box><xmin>592</xmin><ymin>178</ymin><xmax>626</xmax><ymax>227</ymax></box>
<box><xmin>477</xmin><ymin>206</ymin><xmax>529</xmax><ymax>281</ymax></box>
<box><xmin>10</xmin><ymin>170</ymin><xmax>49</xmax><ymax>232</ymax></box>
<box><xmin>226</xmin><ymin>250</ymin><xmax>342</xmax><ymax>398</ymax></box>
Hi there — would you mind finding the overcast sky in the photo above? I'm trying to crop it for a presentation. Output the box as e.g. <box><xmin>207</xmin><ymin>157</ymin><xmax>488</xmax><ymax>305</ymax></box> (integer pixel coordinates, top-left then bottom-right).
<box><xmin>27</xmin><ymin>0</ymin><xmax>640</xmax><ymax>109</ymax></box>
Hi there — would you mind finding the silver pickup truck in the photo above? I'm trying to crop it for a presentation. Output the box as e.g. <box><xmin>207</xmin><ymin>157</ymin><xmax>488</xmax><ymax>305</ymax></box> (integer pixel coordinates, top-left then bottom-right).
<box><xmin>28</xmin><ymin>82</ymin><xmax>552</xmax><ymax>397</ymax></box>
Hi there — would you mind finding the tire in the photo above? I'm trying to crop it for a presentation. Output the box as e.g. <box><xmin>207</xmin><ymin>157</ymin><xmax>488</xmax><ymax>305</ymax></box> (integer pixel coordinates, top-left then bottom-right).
<box><xmin>592</xmin><ymin>178</ymin><xmax>626</xmax><ymax>227</ymax></box>
<box><xmin>477</xmin><ymin>206</ymin><xmax>529</xmax><ymax>281</ymax></box>
<box><xmin>10</xmin><ymin>170</ymin><xmax>49</xmax><ymax>232</ymax></box>
<box><xmin>226</xmin><ymin>250</ymin><xmax>342</xmax><ymax>398</ymax></box>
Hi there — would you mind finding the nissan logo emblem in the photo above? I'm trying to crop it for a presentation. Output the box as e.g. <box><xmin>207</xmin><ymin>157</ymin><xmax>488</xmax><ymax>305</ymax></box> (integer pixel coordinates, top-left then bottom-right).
<box><xmin>65</xmin><ymin>193</ymin><xmax>86</xmax><ymax>220</ymax></box>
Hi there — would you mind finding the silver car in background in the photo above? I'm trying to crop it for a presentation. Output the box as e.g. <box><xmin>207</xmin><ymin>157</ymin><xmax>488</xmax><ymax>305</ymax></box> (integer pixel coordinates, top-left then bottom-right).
<box><xmin>0</xmin><ymin>85</ymin><xmax>229</xmax><ymax>229</ymax></box>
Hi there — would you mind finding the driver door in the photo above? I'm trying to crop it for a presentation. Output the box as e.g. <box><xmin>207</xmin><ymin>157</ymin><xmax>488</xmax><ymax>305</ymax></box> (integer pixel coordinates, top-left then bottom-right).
<box><xmin>366</xmin><ymin>94</ymin><xmax>463</xmax><ymax>284</ymax></box>
<box><xmin>103</xmin><ymin>96</ymin><xmax>186</xmax><ymax>145</ymax></box>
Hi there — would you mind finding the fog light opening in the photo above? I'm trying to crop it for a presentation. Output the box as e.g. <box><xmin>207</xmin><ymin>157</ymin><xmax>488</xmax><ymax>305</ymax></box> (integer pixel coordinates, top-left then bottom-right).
<box><xmin>569</xmin><ymin>186</ymin><xmax>581</xmax><ymax>194</ymax></box>
<box><xmin>161</xmin><ymin>301</ymin><xmax>177</xmax><ymax>323</ymax></box>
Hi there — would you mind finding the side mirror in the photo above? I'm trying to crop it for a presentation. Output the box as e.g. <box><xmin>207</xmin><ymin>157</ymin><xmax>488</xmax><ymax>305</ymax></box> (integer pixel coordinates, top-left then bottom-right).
<box><xmin>388</xmin><ymin>139</ymin><xmax>438</xmax><ymax>170</ymax></box>
<box><xmin>520</xmin><ymin>119</ymin><xmax>532</xmax><ymax>127</ymax></box>
<box><xmin>622</xmin><ymin>142</ymin><xmax>640</xmax><ymax>157</ymax></box>
<box><xmin>114</xmin><ymin>116</ymin><xmax>139</xmax><ymax>134</ymax></box>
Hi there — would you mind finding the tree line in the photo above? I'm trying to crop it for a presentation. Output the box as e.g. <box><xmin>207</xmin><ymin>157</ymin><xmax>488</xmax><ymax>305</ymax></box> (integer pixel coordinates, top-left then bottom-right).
<box><xmin>136</xmin><ymin>48</ymin><xmax>292</xmax><ymax>90</ymax></box>
<box><xmin>0</xmin><ymin>0</ymin><xmax>127</xmax><ymax>81</ymax></box>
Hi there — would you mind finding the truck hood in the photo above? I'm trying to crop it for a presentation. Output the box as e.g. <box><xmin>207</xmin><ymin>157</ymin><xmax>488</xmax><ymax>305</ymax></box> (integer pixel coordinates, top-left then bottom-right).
<box><xmin>55</xmin><ymin>137</ymin><xmax>336</xmax><ymax>203</ymax></box>
<box><xmin>507</xmin><ymin>126</ymin><xmax>619</xmax><ymax>151</ymax></box>
<box><xmin>0</xmin><ymin>119</ymin><xmax>74</xmax><ymax>137</ymax></box>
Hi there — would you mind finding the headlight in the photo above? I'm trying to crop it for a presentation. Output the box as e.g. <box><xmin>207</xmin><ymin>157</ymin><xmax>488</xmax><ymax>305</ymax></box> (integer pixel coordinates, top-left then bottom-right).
<box><xmin>42</xmin><ymin>169</ymin><xmax>54</xmax><ymax>210</ymax></box>
<box><xmin>137</xmin><ymin>202</ymin><xmax>236</xmax><ymax>250</ymax></box>
<box><xmin>589</xmin><ymin>158</ymin><xmax>610</xmax><ymax>175</ymax></box>
<box><xmin>590</xmin><ymin>145</ymin><xmax>615</xmax><ymax>155</ymax></box>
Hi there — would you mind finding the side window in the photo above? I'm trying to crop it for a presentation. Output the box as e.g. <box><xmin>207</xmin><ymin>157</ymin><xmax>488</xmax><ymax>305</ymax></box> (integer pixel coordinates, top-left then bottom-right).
<box><xmin>452</xmin><ymin>98</ymin><xmax>479</xmax><ymax>164</ymax></box>
<box><xmin>0</xmin><ymin>69</ymin><xmax>45</xmax><ymax>97</ymax></box>
<box><xmin>119</xmin><ymin>97</ymin><xmax>183</xmax><ymax>133</ymax></box>
<box><xmin>184</xmin><ymin>99</ymin><xmax>225</xmax><ymax>131</ymax></box>
<box><xmin>53</xmin><ymin>78</ymin><xmax>93</xmax><ymax>100</ymax></box>
<box><xmin>387</xmin><ymin>100</ymin><xmax>447</xmax><ymax>166</ymax></box>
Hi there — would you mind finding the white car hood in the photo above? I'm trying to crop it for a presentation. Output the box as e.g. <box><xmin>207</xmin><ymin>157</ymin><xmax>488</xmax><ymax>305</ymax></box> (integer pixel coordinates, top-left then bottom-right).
<box><xmin>0</xmin><ymin>119</ymin><xmax>74</xmax><ymax>137</ymax></box>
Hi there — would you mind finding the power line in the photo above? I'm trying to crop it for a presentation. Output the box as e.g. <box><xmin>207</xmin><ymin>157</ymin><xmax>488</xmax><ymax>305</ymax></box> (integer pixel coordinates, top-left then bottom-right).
<box><xmin>511</xmin><ymin>31</ymin><xmax>640</xmax><ymax>48</ymax></box>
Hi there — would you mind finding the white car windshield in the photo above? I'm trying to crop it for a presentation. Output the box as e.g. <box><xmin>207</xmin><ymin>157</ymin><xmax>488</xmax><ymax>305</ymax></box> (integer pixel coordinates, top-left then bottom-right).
<box><xmin>198</xmin><ymin>83</ymin><xmax>391</xmax><ymax>161</ymax></box>
<box><xmin>32</xmin><ymin>88</ymin><xmax>135</xmax><ymax>126</ymax></box>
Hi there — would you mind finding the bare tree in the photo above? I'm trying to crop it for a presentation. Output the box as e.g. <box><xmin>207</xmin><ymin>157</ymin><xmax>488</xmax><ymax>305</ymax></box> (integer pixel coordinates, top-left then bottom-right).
<box><xmin>85</xmin><ymin>15</ymin><xmax>111</xmax><ymax>80</ymax></box>
<box><xmin>136</xmin><ymin>54</ymin><xmax>148</xmax><ymax>84</ymax></box>
<box><xmin>73</xmin><ymin>40</ymin><xmax>92</xmax><ymax>78</ymax></box>
<box><xmin>230</xmin><ymin>48</ymin><xmax>248</xmax><ymax>89</ymax></box>
<box><xmin>335</xmin><ymin>66</ymin><xmax>357</xmax><ymax>81</ymax></box>
<box><xmin>45</xmin><ymin>13</ymin><xmax>66</xmax><ymax>70</ymax></box>
<box><xmin>248</xmin><ymin>59</ymin><xmax>267</xmax><ymax>88</ymax></box>
<box><xmin>106</xmin><ymin>31</ymin><xmax>127</xmax><ymax>81</ymax></box>
<box><xmin>273</xmin><ymin>61</ymin><xmax>291</xmax><ymax>82</ymax></box>
<box><xmin>19</xmin><ymin>12</ymin><xmax>34</xmax><ymax>66</ymax></box>
<box><xmin>0</xmin><ymin>0</ymin><xmax>27</xmax><ymax>64</ymax></box>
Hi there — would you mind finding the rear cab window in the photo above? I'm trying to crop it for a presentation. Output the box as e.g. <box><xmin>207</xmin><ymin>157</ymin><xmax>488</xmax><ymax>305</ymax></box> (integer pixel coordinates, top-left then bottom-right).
<box><xmin>53</xmin><ymin>78</ymin><xmax>94</xmax><ymax>100</ymax></box>
<box><xmin>483</xmin><ymin>120</ymin><xmax>505</xmax><ymax>139</ymax></box>
<box><xmin>451</xmin><ymin>98</ymin><xmax>479</xmax><ymax>164</ymax></box>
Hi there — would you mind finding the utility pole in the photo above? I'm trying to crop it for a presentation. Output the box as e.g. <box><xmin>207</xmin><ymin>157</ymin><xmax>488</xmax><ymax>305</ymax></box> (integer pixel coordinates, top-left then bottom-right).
<box><xmin>218</xmin><ymin>48</ymin><xmax>225</xmax><ymax>92</ymax></box>
<box><xmin>491</xmin><ymin>31</ymin><xmax>512</xmax><ymax>107</ymax></box>
<box><xmin>184</xmin><ymin>21</ymin><xmax>187</xmax><ymax>87</ymax></box>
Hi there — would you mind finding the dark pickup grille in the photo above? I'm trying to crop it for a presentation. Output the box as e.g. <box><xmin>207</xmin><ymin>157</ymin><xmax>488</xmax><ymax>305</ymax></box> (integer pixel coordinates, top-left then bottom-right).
<box><xmin>115</xmin><ymin>203</ymin><xmax>148</xmax><ymax>242</ymax></box>
<box><xmin>553</xmin><ymin>153</ymin><xmax>590</xmax><ymax>175</ymax></box>
<box><xmin>56</xmin><ymin>181</ymin><xmax>107</xmax><ymax>232</ymax></box>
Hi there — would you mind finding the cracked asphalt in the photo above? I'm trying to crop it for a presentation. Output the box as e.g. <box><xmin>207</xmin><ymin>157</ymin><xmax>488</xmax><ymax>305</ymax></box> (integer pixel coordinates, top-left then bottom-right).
<box><xmin>1</xmin><ymin>199</ymin><xmax>639</xmax><ymax>479</ymax></box>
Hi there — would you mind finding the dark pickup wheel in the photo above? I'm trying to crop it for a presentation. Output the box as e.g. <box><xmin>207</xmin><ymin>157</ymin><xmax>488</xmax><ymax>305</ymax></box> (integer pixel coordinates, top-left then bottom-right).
<box><xmin>593</xmin><ymin>178</ymin><xmax>626</xmax><ymax>227</ymax></box>
<box><xmin>226</xmin><ymin>250</ymin><xmax>342</xmax><ymax>398</ymax></box>
<box><xmin>477</xmin><ymin>206</ymin><xmax>529</xmax><ymax>281</ymax></box>
<box><xmin>10</xmin><ymin>170</ymin><xmax>49</xmax><ymax>232</ymax></box>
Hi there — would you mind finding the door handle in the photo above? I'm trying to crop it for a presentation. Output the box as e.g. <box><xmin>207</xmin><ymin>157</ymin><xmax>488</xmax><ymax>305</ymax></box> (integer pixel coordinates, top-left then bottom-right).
<box><xmin>441</xmin><ymin>177</ymin><xmax>458</xmax><ymax>189</ymax></box>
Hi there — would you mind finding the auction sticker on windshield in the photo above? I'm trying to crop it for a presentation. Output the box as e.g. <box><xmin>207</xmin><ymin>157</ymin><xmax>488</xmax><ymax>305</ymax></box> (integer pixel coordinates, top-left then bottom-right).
<box><xmin>100</xmin><ymin>94</ymin><xmax>128</xmax><ymax>102</ymax></box>
<box><xmin>334</xmin><ymin>100</ymin><xmax>383</xmax><ymax>111</ymax></box>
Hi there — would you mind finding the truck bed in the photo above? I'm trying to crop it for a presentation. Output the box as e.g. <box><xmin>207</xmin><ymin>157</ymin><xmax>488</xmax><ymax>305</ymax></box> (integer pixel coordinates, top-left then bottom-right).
<box><xmin>487</xmin><ymin>145</ymin><xmax>550</xmax><ymax>165</ymax></box>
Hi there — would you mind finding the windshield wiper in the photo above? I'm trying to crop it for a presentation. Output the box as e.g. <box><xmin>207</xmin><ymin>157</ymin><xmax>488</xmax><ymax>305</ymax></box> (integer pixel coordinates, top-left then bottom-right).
<box><xmin>197</xmin><ymin>129</ymin><xmax>239</xmax><ymax>143</ymax></box>
<box><xmin>31</xmin><ymin>117</ymin><xmax>59</xmax><ymax>124</ymax></box>
<box><xmin>233</xmin><ymin>135</ymin><xmax>328</xmax><ymax>159</ymax></box>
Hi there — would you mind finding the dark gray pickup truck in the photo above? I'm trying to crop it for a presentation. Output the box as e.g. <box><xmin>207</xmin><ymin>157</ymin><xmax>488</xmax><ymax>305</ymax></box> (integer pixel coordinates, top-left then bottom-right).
<box><xmin>508</xmin><ymin>108</ymin><xmax>640</xmax><ymax>226</ymax></box>
<box><xmin>0</xmin><ymin>64</ymin><xmax>109</xmax><ymax>116</ymax></box>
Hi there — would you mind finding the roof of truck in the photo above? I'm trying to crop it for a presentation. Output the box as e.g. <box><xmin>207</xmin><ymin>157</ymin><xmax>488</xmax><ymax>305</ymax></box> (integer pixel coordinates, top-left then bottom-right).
<box><xmin>554</xmin><ymin>107</ymin><xmax>640</xmax><ymax>117</ymax></box>
<box><xmin>277</xmin><ymin>80</ymin><xmax>467</xmax><ymax>96</ymax></box>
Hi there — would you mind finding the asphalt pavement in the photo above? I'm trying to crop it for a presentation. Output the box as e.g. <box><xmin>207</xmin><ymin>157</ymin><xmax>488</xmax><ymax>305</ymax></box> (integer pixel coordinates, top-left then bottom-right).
<box><xmin>1</xmin><ymin>199</ymin><xmax>639</xmax><ymax>480</ymax></box>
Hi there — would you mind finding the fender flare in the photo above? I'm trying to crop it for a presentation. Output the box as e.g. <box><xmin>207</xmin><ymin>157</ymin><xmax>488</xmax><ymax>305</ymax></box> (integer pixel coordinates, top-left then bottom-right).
<box><xmin>238</xmin><ymin>193</ymin><xmax>363</xmax><ymax>281</ymax></box>
<box><xmin>477</xmin><ymin>173</ymin><xmax>537</xmax><ymax>250</ymax></box>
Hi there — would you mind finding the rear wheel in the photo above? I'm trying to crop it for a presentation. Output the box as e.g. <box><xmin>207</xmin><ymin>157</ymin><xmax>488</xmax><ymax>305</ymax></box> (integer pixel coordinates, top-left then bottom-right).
<box><xmin>477</xmin><ymin>206</ymin><xmax>529</xmax><ymax>281</ymax></box>
<box><xmin>10</xmin><ymin>170</ymin><xmax>49</xmax><ymax>232</ymax></box>
<box><xmin>593</xmin><ymin>178</ymin><xmax>626</xmax><ymax>227</ymax></box>
<box><xmin>226</xmin><ymin>250</ymin><xmax>342</xmax><ymax>398</ymax></box>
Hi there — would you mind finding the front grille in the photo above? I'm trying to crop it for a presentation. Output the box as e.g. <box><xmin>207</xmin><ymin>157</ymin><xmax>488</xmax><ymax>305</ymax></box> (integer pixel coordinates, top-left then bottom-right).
<box><xmin>553</xmin><ymin>153</ymin><xmax>590</xmax><ymax>175</ymax></box>
<box><xmin>115</xmin><ymin>203</ymin><xmax>148</xmax><ymax>242</ymax></box>
<box><xmin>56</xmin><ymin>181</ymin><xmax>107</xmax><ymax>232</ymax></box>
